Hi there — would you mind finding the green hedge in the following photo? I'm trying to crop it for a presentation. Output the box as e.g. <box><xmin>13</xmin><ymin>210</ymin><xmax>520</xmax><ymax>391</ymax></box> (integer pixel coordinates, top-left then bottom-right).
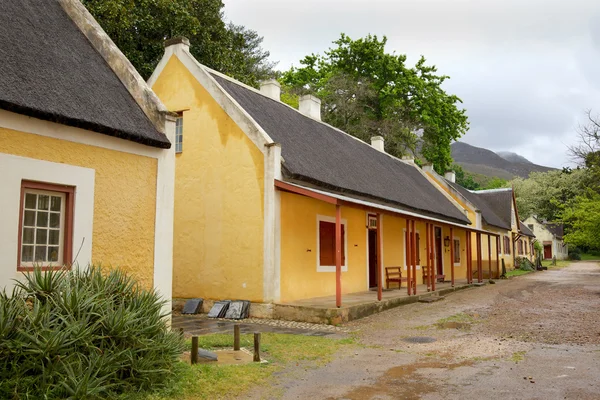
<box><xmin>0</xmin><ymin>267</ymin><xmax>185</xmax><ymax>399</ymax></box>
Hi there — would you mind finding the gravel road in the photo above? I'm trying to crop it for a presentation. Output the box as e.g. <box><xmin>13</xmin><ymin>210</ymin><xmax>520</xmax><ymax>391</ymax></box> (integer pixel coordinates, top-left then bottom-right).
<box><xmin>249</xmin><ymin>261</ymin><xmax>600</xmax><ymax>400</ymax></box>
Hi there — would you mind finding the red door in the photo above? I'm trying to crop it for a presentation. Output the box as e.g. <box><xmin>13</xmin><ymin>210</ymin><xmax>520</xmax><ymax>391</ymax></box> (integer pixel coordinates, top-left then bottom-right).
<box><xmin>543</xmin><ymin>244</ymin><xmax>552</xmax><ymax>259</ymax></box>
<box><xmin>435</xmin><ymin>227</ymin><xmax>443</xmax><ymax>276</ymax></box>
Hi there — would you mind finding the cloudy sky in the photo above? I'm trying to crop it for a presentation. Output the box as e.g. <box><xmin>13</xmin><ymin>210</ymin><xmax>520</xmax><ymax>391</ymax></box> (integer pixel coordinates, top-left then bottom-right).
<box><xmin>222</xmin><ymin>0</ymin><xmax>600</xmax><ymax>168</ymax></box>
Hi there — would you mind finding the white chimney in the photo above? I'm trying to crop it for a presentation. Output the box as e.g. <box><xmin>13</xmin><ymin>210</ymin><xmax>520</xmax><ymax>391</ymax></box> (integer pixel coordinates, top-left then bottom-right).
<box><xmin>260</xmin><ymin>79</ymin><xmax>281</xmax><ymax>101</ymax></box>
<box><xmin>299</xmin><ymin>94</ymin><xmax>321</xmax><ymax>120</ymax></box>
<box><xmin>371</xmin><ymin>136</ymin><xmax>385</xmax><ymax>152</ymax></box>
<box><xmin>444</xmin><ymin>170</ymin><xmax>456</xmax><ymax>183</ymax></box>
<box><xmin>402</xmin><ymin>155</ymin><xmax>415</xmax><ymax>164</ymax></box>
<box><xmin>422</xmin><ymin>163</ymin><xmax>434</xmax><ymax>173</ymax></box>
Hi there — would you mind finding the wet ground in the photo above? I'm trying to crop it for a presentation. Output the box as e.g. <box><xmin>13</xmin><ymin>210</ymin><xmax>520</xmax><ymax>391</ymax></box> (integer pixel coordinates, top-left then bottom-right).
<box><xmin>246</xmin><ymin>261</ymin><xmax>600</xmax><ymax>400</ymax></box>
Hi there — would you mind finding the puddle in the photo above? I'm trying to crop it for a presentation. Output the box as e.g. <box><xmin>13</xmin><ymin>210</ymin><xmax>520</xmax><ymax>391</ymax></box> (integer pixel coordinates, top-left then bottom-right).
<box><xmin>403</xmin><ymin>336</ymin><xmax>437</xmax><ymax>343</ymax></box>
<box><xmin>438</xmin><ymin>321</ymin><xmax>471</xmax><ymax>330</ymax></box>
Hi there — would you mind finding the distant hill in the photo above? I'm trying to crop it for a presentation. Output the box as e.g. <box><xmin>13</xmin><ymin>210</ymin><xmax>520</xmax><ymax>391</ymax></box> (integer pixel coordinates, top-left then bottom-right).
<box><xmin>496</xmin><ymin>151</ymin><xmax>532</xmax><ymax>164</ymax></box>
<box><xmin>451</xmin><ymin>142</ymin><xmax>555</xmax><ymax>180</ymax></box>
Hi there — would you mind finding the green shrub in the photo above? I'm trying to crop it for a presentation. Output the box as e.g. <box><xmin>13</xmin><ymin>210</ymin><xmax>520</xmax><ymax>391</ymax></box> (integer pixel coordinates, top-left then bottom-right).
<box><xmin>515</xmin><ymin>257</ymin><xmax>535</xmax><ymax>271</ymax></box>
<box><xmin>569</xmin><ymin>252</ymin><xmax>582</xmax><ymax>260</ymax></box>
<box><xmin>0</xmin><ymin>267</ymin><xmax>185</xmax><ymax>399</ymax></box>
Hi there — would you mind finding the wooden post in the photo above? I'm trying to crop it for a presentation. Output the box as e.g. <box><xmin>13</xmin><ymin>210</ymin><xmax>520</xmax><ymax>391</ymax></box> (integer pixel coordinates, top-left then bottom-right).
<box><xmin>411</xmin><ymin>220</ymin><xmax>417</xmax><ymax>295</ymax></box>
<box><xmin>477</xmin><ymin>233</ymin><xmax>483</xmax><ymax>283</ymax></box>
<box><xmin>466</xmin><ymin>232</ymin><xmax>471</xmax><ymax>283</ymax></box>
<box><xmin>431</xmin><ymin>225</ymin><xmax>436</xmax><ymax>292</ymax></box>
<box><xmin>376</xmin><ymin>213</ymin><xmax>382</xmax><ymax>301</ymax></box>
<box><xmin>234</xmin><ymin>324</ymin><xmax>240</xmax><ymax>351</ymax></box>
<box><xmin>450</xmin><ymin>227</ymin><xmax>455</xmax><ymax>287</ymax></box>
<box><xmin>191</xmin><ymin>336</ymin><xmax>198</xmax><ymax>365</ymax></box>
<box><xmin>488</xmin><ymin>235</ymin><xmax>492</xmax><ymax>280</ymax></box>
<box><xmin>406</xmin><ymin>220</ymin><xmax>411</xmax><ymax>295</ymax></box>
<box><xmin>253</xmin><ymin>332</ymin><xmax>261</xmax><ymax>362</ymax></box>
<box><xmin>425</xmin><ymin>223</ymin><xmax>431</xmax><ymax>292</ymax></box>
<box><xmin>335</xmin><ymin>205</ymin><xmax>342</xmax><ymax>308</ymax></box>
<box><xmin>496</xmin><ymin>236</ymin><xmax>500</xmax><ymax>279</ymax></box>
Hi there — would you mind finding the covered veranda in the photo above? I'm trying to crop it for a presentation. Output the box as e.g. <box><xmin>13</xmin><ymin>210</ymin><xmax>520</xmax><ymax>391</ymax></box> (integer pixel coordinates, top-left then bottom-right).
<box><xmin>276</xmin><ymin>180</ymin><xmax>501</xmax><ymax>309</ymax></box>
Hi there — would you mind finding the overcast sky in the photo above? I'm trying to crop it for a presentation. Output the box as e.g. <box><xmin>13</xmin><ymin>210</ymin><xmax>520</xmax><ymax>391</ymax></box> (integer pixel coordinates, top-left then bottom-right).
<box><xmin>222</xmin><ymin>0</ymin><xmax>600</xmax><ymax>168</ymax></box>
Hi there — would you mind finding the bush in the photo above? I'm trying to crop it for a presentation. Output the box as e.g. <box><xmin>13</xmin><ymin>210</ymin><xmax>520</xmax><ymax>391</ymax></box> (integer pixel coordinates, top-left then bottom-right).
<box><xmin>515</xmin><ymin>257</ymin><xmax>535</xmax><ymax>271</ymax></box>
<box><xmin>569</xmin><ymin>252</ymin><xmax>582</xmax><ymax>260</ymax></box>
<box><xmin>0</xmin><ymin>267</ymin><xmax>185</xmax><ymax>399</ymax></box>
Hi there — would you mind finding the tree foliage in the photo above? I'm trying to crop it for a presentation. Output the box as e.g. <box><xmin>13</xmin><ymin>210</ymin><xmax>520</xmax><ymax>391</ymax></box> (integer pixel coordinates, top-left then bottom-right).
<box><xmin>281</xmin><ymin>34</ymin><xmax>469</xmax><ymax>173</ymax></box>
<box><xmin>82</xmin><ymin>0</ymin><xmax>275</xmax><ymax>86</ymax></box>
<box><xmin>452</xmin><ymin>163</ymin><xmax>480</xmax><ymax>190</ymax></box>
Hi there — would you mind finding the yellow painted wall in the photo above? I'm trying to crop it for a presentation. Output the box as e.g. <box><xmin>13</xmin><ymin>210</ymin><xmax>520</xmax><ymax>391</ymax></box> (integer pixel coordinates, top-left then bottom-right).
<box><xmin>151</xmin><ymin>56</ymin><xmax>265</xmax><ymax>301</ymax></box>
<box><xmin>425</xmin><ymin>172</ymin><xmax>477</xmax><ymax>225</ymax></box>
<box><xmin>0</xmin><ymin>128</ymin><xmax>158</xmax><ymax>288</ymax></box>
<box><xmin>279</xmin><ymin>192</ymin><xmax>367</xmax><ymax>302</ymax></box>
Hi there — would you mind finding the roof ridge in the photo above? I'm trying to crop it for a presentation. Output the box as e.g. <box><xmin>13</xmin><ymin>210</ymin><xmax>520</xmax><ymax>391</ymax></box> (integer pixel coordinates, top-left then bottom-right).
<box><xmin>473</xmin><ymin>188</ymin><xmax>512</xmax><ymax>194</ymax></box>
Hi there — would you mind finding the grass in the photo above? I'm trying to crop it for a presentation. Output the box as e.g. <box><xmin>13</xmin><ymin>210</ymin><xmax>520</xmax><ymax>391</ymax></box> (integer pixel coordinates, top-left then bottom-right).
<box><xmin>436</xmin><ymin>312</ymin><xmax>477</xmax><ymax>325</ymax></box>
<box><xmin>139</xmin><ymin>333</ymin><xmax>354</xmax><ymax>400</ymax></box>
<box><xmin>506</xmin><ymin>269</ymin><xmax>534</xmax><ymax>277</ymax></box>
<box><xmin>510</xmin><ymin>351</ymin><xmax>526</xmax><ymax>363</ymax></box>
<box><xmin>541</xmin><ymin>259</ymin><xmax>570</xmax><ymax>269</ymax></box>
<box><xmin>580</xmin><ymin>253</ymin><xmax>600</xmax><ymax>261</ymax></box>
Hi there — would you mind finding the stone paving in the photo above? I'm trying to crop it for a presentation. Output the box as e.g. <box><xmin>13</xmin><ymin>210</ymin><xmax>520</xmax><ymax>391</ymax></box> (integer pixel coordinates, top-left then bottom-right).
<box><xmin>172</xmin><ymin>314</ymin><xmax>349</xmax><ymax>338</ymax></box>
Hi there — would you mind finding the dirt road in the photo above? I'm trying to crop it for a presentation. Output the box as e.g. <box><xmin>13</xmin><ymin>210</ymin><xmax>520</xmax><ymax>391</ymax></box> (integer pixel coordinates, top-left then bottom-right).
<box><xmin>253</xmin><ymin>261</ymin><xmax>600</xmax><ymax>400</ymax></box>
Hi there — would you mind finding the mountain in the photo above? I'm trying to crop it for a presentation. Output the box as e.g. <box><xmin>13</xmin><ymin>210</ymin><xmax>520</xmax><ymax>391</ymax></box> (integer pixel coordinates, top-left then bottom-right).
<box><xmin>496</xmin><ymin>151</ymin><xmax>532</xmax><ymax>164</ymax></box>
<box><xmin>451</xmin><ymin>142</ymin><xmax>555</xmax><ymax>180</ymax></box>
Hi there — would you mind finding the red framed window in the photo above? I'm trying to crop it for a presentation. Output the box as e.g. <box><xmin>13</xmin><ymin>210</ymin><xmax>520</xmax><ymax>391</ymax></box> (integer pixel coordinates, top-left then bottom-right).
<box><xmin>18</xmin><ymin>181</ymin><xmax>74</xmax><ymax>271</ymax></box>
<box><xmin>319</xmin><ymin>221</ymin><xmax>345</xmax><ymax>266</ymax></box>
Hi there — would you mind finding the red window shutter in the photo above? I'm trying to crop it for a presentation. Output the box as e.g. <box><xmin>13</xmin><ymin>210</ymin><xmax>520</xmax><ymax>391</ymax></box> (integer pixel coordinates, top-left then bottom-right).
<box><xmin>319</xmin><ymin>221</ymin><xmax>345</xmax><ymax>266</ymax></box>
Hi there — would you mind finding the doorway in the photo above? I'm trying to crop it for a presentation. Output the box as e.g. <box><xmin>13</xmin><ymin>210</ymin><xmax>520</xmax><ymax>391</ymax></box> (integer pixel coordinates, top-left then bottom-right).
<box><xmin>544</xmin><ymin>244</ymin><xmax>552</xmax><ymax>260</ymax></box>
<box><xmin>368</xmin><ymin>229</ymin><xmax>378</xmax><ymax>288</ymax></box>
<box><xmin>434</xmin><ymin>227</ymin><xmax>443</xmax><ymax>276</ymax></box>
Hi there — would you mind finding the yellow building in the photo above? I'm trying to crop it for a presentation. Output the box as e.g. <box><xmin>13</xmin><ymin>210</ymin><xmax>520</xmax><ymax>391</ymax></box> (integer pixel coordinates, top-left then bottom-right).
<box><xmin>423</xmin><ymin>168</ymin><xmax>536</xmax><ymax>274</ymax></box>
<box><xmin>0</xmin><ymin>0</ymin><xmax>175</xmax><ymax>314</ymax></box>
<box><xmin>149</xmin><ymin>38</ymin><xmax>500</xmax><ymax>306</ymax></box>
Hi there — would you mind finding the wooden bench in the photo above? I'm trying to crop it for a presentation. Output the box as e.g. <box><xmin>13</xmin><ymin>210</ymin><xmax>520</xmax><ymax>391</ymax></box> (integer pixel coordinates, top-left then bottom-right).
<box><xmin>385</xmin><ymin>267</ymin><xmax>407</xmax><ymax>289</ymax></box>
<box><xmin>422</xmin><ymin>265</ymin><xmax>445</xmax><ymax>283</ymax></box>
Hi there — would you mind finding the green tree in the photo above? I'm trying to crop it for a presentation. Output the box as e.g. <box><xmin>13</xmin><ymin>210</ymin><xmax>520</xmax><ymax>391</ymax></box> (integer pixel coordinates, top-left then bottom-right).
<box><xmin>482</xmin><ymin>177</ymin><xmax>508</xmax><ymax>190</ymax></box>
<box><xmin>562</xmin><ymin>191</ymin><xmax>600</xmax><ymax>250</ymax></box>
<box><xmin>82</xmin><ymin>0</ymin><xmax>275</xmax><ymax>86</ymax></box>
<box><xmin>452</xmin><ymin>164</ymin><xmax>480</xmax><ymax>190</ymax></box>
<box><xmin>281</xmin><ymin>34</ymin><xmax>469</xmax><ymax>173</ymax></box>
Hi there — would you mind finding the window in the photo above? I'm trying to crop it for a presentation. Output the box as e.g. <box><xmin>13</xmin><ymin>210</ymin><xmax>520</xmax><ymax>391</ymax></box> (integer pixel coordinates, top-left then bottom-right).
<box><xmin>18</xmin><ymin>181</ymin><xmax>74</xmax><ymax>270</ymax></box>
<box><xmin>528</xmin><ymin>224</ymin><xmax>534</xmax><ymax>232</ymax></box>
<box><xmin>318</xmin><ymin>218</ymin><xmax>346</xmax><ymax>271</ymax></box>
<box><xmin>175</xmin><ymin>114</ymin><xmax>183</xmax><ymax>153</ymax></box>
<box><xmin>518</xmin><ymin>240</ymin><xmax>523</xmax><ymax>255</ymax></box>
<box><xmin>503</xmin><ymin>236</ymin><xmax>511</xmax><ymax>255</ymax></box>
<box><xmin>453</xmin><ymin>238</ymin><xmax>460</xmax><ymax>264</ymax></box>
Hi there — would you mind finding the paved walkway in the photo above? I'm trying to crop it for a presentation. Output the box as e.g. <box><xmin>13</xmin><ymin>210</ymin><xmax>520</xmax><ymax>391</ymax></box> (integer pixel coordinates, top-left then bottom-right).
<box><xmin>172</xmin><ymin>315</ymin><xmax>347</xmax><ymax>338</ymax></box>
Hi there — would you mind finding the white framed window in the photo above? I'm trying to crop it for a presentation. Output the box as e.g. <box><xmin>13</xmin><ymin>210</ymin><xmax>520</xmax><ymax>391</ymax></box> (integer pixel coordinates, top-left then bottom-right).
<box><xmin>19</xmin><ymin>181</ymin><xmax>74</xmax><ymax>269</ymax></box>
<box><xmin>175</xmin><ymin>115</ymin><xmax>183</xmax><ymax>153</ymax></box>
<box><xmin>317</xmin><ymin>215</ymin><xmax>348</xmax><ymax>272</ymax></box>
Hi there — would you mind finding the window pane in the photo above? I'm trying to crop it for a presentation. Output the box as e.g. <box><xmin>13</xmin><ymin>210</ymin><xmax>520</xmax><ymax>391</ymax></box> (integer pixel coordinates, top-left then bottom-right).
<box><xmin>49</xmin><ymin>230</ymin><xmax>60</xmax><ymax>245</ymax></box>
<box><xmin>22</xmin><ymin>245</ymin><xmax>33</xmax><ymax>262</ymax></box>
<box><xmin>36</xmin><ymin>229</ymin><xmax>47</xmax><ymax>245</ymax></box>
<box><xmin>34</xmin><ymin>246</ymin><xmax>47</xmax><ymax>262</ymax></box>
<box><xmin>24</xmin><ymin>210</ymin><xmax>35</xmax><ymax>226</ymax></box>
<box><xmin>49</xmin><ymin>213</ymin><xmax>60</xmax><ymax>228</ymax></box>
<box><xmin>38</xmin><ymin>195</ymin><xmax>49</xmax><ymax>210</ymax></box>
<box><xmin>50</xmin><ymin>196</ymin><xmax>62</xmax><ymax>211</ymax></box>
<box><xmin>23</xmin><ymin>228</ymin><xmax>34</xmax><ymax>244</ymax></box>
<box><xmin>48</xmin><ymin>247</ymin><xmax>59</xmax><ymax>262</ymax></box>
<box><xmin>36</xmin><ymin>212</ymin><xmax>48</xmax><ymax>227</ymax></box>
<box><xmin>25</xmin><ymin>193</ymin><xmax>37</xmax><ymax>209</ymax></box>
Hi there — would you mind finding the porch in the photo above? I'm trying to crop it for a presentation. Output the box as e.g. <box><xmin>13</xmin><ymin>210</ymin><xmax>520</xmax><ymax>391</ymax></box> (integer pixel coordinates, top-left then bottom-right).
<box><xmin>274</xmin><ymin>279</ymin><xmax>476</xmax><ymax>325</ymax></box>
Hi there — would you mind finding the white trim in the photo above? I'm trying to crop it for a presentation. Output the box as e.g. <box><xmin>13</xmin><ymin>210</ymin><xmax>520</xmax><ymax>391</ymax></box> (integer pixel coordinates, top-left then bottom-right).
<box><xmin>0</xmin><ymin>153</ymin><xmax>95</xmax><ymax>289</ymax></box>
<box><xmin>0</xmin><ymin>110</ymin><xmax>166</xmax><ymax>159</ymax></box>
<box><xmin>316</xmin><ymin>215</ymin><xmax>348</xmax><ymax>273</ymax></box>
<box><xmin>152</xmin><ymin>115</ymin><xmax>175</xmax><ymax>317</ymax></box>
<box><xmin>263</xmin><ymin>144</ymin><xmax>282</xmax><ymax>301</ymax></box>
<box><xmin>402</xmin><ymin>228</ymin><xmax>421</xmax><ymax>271</ymax></box>
<box><xmin>453</xmin><ymin>236</ymin><xmax>461</xmax><ymax>266</ymax></box>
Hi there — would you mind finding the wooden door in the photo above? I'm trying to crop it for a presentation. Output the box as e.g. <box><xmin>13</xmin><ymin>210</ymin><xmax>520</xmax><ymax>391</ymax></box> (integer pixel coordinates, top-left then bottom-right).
<box><xmin>368</xmin><ymin>229</ymin><xmax>378</xmax><ymax>288</ymax></box>
<box><xmin>435</xmin><ymin>227</ymin><xmax>443</xmax><ymax>275</ymax></box>
<box><xmin>544</xmin><ymin>244</ymin><xmax>552</xmax><ymax>260</ymax></box>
